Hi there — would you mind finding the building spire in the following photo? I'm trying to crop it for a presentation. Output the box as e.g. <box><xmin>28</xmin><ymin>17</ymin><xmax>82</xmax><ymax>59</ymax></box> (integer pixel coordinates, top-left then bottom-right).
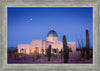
<box><xmin>51</xmin><ymin>24</ymin><xmax>53</xmax><ymax>30</ymax></box>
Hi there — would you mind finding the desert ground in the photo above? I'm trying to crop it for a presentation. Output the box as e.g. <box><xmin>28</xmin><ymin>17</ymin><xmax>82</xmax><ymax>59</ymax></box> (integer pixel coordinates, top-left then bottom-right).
<box><xmin>7</xmin><ymin>51</ymin><xmax>93</xmax><ymax>64</ymax></box>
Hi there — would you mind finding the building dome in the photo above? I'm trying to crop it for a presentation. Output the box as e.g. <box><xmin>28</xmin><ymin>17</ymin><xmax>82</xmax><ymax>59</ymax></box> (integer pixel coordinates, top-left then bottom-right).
<box><xmin>47</xmin><ymin>25</ymin><xmax>58</xmax><ymax>42</ymax></box>
<box><xmin>47</xmin><ymin>30</ymin><xmax>58</xmax><ymax>37</ymax></box>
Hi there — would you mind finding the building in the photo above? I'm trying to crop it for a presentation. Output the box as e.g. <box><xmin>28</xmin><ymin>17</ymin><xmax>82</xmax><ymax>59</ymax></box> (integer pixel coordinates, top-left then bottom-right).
<box><xmin>18</xmin><ymin>25</ymin><xmax>76</xmax><ymax>55</ymax></box>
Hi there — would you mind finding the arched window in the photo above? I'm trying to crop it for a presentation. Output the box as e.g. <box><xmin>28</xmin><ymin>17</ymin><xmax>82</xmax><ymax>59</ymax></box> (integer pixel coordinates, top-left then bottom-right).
<box><xmin>20</xmin><ymin>48</ymin><xmax>24</xmax><ymax>53</ymax></box>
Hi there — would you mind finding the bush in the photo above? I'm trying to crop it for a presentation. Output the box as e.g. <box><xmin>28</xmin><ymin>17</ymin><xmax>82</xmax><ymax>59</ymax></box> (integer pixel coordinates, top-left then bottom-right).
<box><xmin>69</xmin><ymin>48</ymin><xmax>72</xmax><ymax>52</ymax></box>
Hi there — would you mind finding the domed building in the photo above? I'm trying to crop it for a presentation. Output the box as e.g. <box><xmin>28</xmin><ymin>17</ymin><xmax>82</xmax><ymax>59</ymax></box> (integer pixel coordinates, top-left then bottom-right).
<box><xmin>18</xmin><ymin>25</ymin><xmax>76</xmax><ymax>55</ymax></box>
<box><xmin>47</xmin><ymin>26</ymin><xmax>58</xmax><ymax>42</ymax></box>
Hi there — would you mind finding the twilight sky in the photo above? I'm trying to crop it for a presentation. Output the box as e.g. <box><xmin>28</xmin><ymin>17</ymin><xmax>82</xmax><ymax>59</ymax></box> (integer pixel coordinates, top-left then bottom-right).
<box><xmin>7</xmin><ymin>7</ymin><xmax>93</xmax><ymax>48</ymax></box>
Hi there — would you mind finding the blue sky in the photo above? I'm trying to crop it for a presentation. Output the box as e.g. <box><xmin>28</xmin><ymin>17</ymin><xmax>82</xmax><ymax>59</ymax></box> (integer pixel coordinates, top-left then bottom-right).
<box><xmin>7</xmin><ymin>7</ymin><xmax>93</xmax><ymax>48</ymax></box>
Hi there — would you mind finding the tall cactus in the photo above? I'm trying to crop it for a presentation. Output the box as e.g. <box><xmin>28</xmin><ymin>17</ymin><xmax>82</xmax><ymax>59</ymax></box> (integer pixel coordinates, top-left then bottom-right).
<box><xmin>86</xmin><ymin>29</ymin><xmax>90</xmax><ymax>59</ymax></box>
<box><xmin>63</xmin><ymin>35</ymin><xmax>69</xmax><ymax>63</ymax></box>
<box><xmin>48</xmin><ymin>45</ymin><xmax>51</xmax><ymax>61</ymax></box>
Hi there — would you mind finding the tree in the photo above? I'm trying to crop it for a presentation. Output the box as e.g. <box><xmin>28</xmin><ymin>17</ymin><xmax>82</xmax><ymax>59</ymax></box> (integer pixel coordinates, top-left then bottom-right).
<box><xmin>75</xmin><ymin>34</ymin><xmax>85</xmax><ymax>58</ymax></box>
<box><xmin>14</xmin><ymin>52</ymin><xmax>18</xmax><ymax>60</ymax></box>
<box><xmin>41</xmin><ymin>49</ymin><xmax>44</xmax><ymax>55</ymax></box>
<box><xmin>52</xmin><ymin>48</ymin><xmax>57</xmax><ymax>53</ymax></box>
<box><xmin>10</xmin><ymin>48</ymin><xmax>14</xmax><ymax>53</ymax></box>
<box><xmin>59</xmin><ymin>49</ymin><xmax>63</xmax><ymax>59</ymax></box>
<box><xmin>69</xmin><ymin>48</ymin><xmax>72</xmax><ymax>52</ymax></box>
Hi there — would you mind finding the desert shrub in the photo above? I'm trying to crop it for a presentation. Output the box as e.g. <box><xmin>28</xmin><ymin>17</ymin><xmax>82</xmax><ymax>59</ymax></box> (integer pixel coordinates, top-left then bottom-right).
<box><xmin>52</xmin><ymin>48</ymin><xmax>57</xmax><ymax>53</ymax></box>
<box><xmin>69</xmin><ymin>48</ymin><xmax>72</xmax><ymax>52</ymax></box>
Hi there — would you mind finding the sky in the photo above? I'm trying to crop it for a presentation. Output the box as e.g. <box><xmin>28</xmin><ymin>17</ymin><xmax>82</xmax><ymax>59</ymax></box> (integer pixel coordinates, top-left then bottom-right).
<box><xmin>7</xmin><ymin>7</ymin><xmax>93</xmax><ymax>49</ymax></box>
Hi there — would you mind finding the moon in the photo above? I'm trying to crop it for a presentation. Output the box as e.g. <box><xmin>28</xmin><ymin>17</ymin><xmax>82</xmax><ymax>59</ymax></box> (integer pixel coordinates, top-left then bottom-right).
<box><xmin>30</xmin><ymin>18</ymin><xmax>32</xmax><ymax>21</ymax></box>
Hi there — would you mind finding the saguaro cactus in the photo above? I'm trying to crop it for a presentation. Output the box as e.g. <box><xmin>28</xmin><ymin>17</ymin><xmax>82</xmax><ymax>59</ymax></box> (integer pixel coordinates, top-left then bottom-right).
<box><xmin>48</xmin><ymin>45</ymin><xmax>51</xmax><ymax>61</ymax></box>
<box><xmin>63</xmin><ymin>35</ymin><xmax>69</xmax><ymax>63</ymax></box>
<box><xmin>86</xmin><ymin>29</ymin><xmax>90</xmax><ymax>59</ymax></box>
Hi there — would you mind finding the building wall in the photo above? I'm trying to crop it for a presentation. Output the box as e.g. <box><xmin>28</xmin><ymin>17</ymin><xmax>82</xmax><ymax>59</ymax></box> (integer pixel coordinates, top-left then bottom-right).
<box><xmin>67</xmin><ymin>42</ymin><xmax>76</xmax><ymax>52</ymax></box>
<box><xmin>30</xmin><ymin>40</ymin><xmax>43</xmax><ymax>54</ymax></box>
<box><xmin>46</xmin><ymin>41</ymin><xmax>63</xmax><ymax>51</ymax></box>
<box><xmin>18</xmin><ymin>40</ymin><xmax>76</xmax><ymax>54</ymax></box>
<box><xmin>43</xmin><ymin>40</ymin><xmax>46</xmax><ymax>54</ymax></box>
<box><xmin>47</xmin><ymin>36</ymin><xmax>58</xmax><ymax>42</ymax></box>
<box><xmin>46</xmin><ymin>41</ymin><xmax>76</xmax><ymax>52</ymax></box>
<box><xmin>18</xmin><ymin>44</ymin><xmax>31</xmax><ymax>54</ymax></box>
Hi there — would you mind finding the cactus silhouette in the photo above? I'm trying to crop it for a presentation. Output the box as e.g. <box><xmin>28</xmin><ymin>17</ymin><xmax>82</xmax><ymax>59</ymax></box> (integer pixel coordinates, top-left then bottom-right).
<box><xmin>86</xmin><ymin>29</ymin><xmax>90</xmax><ymax>59</ymax></box>
<box><xmin>63</xmin><ymin>35</ymin><xmax>69</xmax><ymax>63</ymax></box>
<box><xmin>48</xmin><ymin>45</ymin><xmax>51</xmax><ymax>61</ymax></box>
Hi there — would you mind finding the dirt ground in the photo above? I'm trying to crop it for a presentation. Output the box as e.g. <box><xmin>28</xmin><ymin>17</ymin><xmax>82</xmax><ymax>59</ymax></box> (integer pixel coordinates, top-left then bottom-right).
<box><xmin>7</xmin><ymin>53</ymin><xmax>93</xmax><ymax>64</ymax></box>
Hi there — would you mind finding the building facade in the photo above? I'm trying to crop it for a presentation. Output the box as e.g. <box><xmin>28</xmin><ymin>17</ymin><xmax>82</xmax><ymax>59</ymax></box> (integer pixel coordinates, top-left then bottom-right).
<box><xmin>18</xmin><ymin>26</ymin><xmax>76</xmax><ymax>55</ymax></box>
